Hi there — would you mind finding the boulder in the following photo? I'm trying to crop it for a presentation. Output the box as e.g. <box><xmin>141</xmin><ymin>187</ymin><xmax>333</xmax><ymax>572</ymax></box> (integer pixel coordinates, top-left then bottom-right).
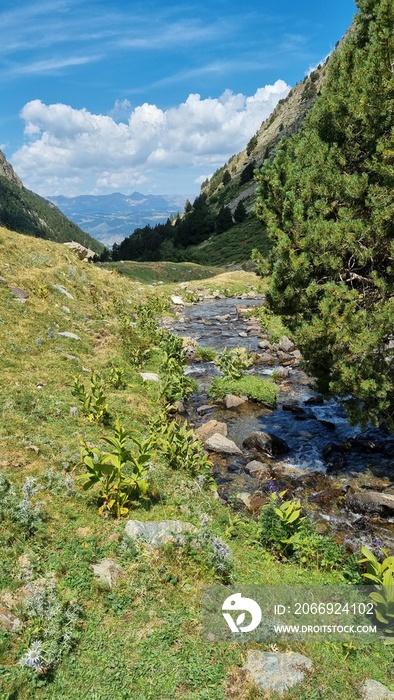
<box><xmin>170</xmin><ymin>295</ymin><xmax>184</xmax><ymax>306</ymax></box>
<box><xmin>361</xmin><ymin>680</ymin><xmax>394</xmax><ymax>700</ymax></box>
<box><xmin>254</xmin><ymin>352</ymin><xmax>276</xmax><ymax>366</ymax></box>
<box><xmin>124</xmin><ymin>519</ymin><xmax>196</xmax><ymax>546</ymax></box>
<box><xmin>223</xmin><ymin>394</ymin><xmax>247</xmax><ymax>409</ymax></box>
<box><xmin>244</xmin><ymin>650</ymin><xmax>313</xmax><ymax>697</ymax></box>
<box><xmin>181</xmin><ymin>336</ymin><xmax>198</xmax><ymax>362</ymax></box>
<box><xmin>63</xmin><ymin>241</ymin><xmax>96</xmax><ymax>261</ymax></box>
<box><xmin>91</xmin><ymin>558</ymin><xmax>123</xmax><ymax>589</ymax></box>
<box><xmin>278</xmin><ymin>335</ymin><xmax>295</xmax><ymax>353</ymax></box>
<box><xmin>204</xmin><ymin>433</ymin><xmax>243</xmax><ymax>455</ymax></box>
<box><xmin>195</xmin><ymin>420</ymin><xmax>227</xmax><ymax>442</ymax></box>
<box><xmin>243</xmin><ymin>431</ymin><xmax>289</xmax><ymax>457</ymax></box>
<box><xmin>346</xmin><ymin>491</ymin><xmax>394</xmax><ymax>517</ymax></box>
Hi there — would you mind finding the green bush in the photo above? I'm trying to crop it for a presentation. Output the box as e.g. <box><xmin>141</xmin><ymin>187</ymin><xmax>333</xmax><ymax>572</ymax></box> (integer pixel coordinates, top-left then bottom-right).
<box><xmin>209</xmin><ymin>375</ymin><xmax>278</xmax><ymax>405</ymax></box>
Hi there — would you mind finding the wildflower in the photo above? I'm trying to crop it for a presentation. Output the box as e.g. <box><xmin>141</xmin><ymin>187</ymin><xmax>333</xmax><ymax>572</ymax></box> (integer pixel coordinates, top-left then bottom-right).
<box><xmin>20</xmin><ymin>640</ymin><xmax>45</xmax><ymax>672</ymax></box>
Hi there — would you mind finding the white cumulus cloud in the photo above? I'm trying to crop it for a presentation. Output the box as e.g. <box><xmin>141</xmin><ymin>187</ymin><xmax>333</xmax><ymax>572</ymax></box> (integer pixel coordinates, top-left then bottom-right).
<box><xmin>12</xmin><ymin>80</ymin><xmax>290</xmax><ymax>196</ymax></box>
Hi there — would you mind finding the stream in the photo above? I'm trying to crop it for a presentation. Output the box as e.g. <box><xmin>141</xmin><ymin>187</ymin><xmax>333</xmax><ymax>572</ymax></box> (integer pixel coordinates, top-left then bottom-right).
<box><xmin>166</xmin><ymin>295</ymin><xmax>394</xmax><ymax>553</ymax></box>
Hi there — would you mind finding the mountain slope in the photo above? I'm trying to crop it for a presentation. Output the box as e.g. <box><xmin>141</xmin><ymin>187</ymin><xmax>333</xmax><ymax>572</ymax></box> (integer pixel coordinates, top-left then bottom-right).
<box><xmin>113</xmin><ymin>57</ymin><xmax>331</xmax><ymax>264</ymax></box>
<box><xmin>49</xmin><ymin>191</ymin><xmax>193</xmax><ymax>246</ymax></box>
<box><xmin>0</xmin><ymin>149</ymin><xmax>104</xmax><ymax>253</ymax></box>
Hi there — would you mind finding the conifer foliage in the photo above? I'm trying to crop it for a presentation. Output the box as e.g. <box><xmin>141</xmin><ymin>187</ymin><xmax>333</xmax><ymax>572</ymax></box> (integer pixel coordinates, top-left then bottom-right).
<box><xmin>255</xmin><ymin>0</ymin><xmax>394</xmax><ymax>427</ymax></box>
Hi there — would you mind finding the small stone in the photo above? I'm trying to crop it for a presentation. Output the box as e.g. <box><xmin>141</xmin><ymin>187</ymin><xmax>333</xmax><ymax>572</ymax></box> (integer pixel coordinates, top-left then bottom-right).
<box><xmin>224</xmin><ymin>394</ymin><xmax>247</xmax><ymax>409</ymax></box>
<box><xmin>0</xmin><ymin>607</ymin><xmax>22</xmax><ymax>633</ymax></box>
<box><xmin>196</xmin><ymin>404</ymin><xmax>218</xmax><ymax>415</ymax></box>
<box><xmin>361</xmin><ymin>679</ymin><xmax>394</xmax><ymax>700</ymax></box>
<box><xmin>139</xmin><ymin>372</ymin><xmax>160</xmax><ymax>382</ymax></box>
<box><xmin>195</xmin><ymin>420</ymin><xmax>228</xmax><ymax>442</ymax></box>
<box><xmin>238</xmin><ymin>331</ymin><xmax>248</xmax><ymax>338</ymax></box>
<box><xmin>62</xmin><ymin>306</ymin><xmax>71</xmax><ymax>313</ymax></box>
<box><xmin>57</xmin><ymin>331</ymin><xmax>81</xmax><ymax>340</ymax></box>
<box><xmin>204</xmin><ymin>433</ymin><xmax>242</xmax><ymax>455</ymax></box>
<box><xmin>237</xmin><ymin>492</ymin><xmax>253</xmax><ymax>508</ymax></box>
<box><xmin>245</xmin><ymin>460</ymin><xmax>269</xmax><ymax>475</ymax></box>
<box><xmin>63</xmin><ymin>354</ymin><xmax>79</xmax><ymax>361</ymax></box>
<box><xmin>70</xmin><ymin>406</ymin><xmax>78</xmax><ymax>417</ymax></box>
<box><xmin>173</xmin><ymin>400</ymin><xmax>186</xmax><ymax>414</ymax></box>
<box><xmin>25</xmin><ymin>445</ymin><xmax>39</xmax><ymax>454</ymax></box>
<box><xmin>0</xmin><ymin>276</ymin><xmax>7</xmax><ymax>284</ymax></box>
<box><xmin>254</xmin><ymin>352</ymin><xmax>276</xmax><ymax>366</ymax></box>
<box><xmin>10</xmin><ymin>287</ymin><xmax>29</xmax><ymax>299</ymax></box>
<box><xmin>91</xmin><ymin>558</ymin><xmax>123</xmax><ymax>589</ymax></box>
<box><xmin>236</xmin><ymin>306</ymin><xmax>250</xmax><ymax>318</ymax></box>
<box><xmin>244</xmin><ymin>650</ymin><xmax>313</xmax><ymax>697</ymax></box>
<box><xmin>53</xmin><ymin>284</ymin><xmax>74</xmax><ymax>300</ymax></box>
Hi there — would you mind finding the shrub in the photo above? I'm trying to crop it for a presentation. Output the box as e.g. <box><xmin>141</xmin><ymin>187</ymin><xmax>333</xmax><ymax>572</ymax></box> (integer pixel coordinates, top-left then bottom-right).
<box><xmin>0</xmin><ymin>475</ymin><xmax>44</xmax><ymax>535</ymax></box>
<box><xmin>71</xmin><ymin>372</ymin><xmax>110</xmax><ymax>424</ymax></box>
<box><xmin>359</xmin><ymin>546</ymin><xmax>394</xmax><ymax>639</ymax></box>
<box><xmin>209</xmin><ymin>375</ymin><xmax>278</xmax><ymax>405</ymax></box>
<box><xmin>214</xmin><ymin>346</ymin><xmax>253</xmax><ymax>379</ymax></box>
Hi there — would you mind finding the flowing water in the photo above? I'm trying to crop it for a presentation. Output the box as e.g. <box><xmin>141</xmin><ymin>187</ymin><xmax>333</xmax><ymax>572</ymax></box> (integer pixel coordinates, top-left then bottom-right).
<box><xmin>167</xmin><ymin>296</ymin><xmax>394</xmax><ymax>551</ymax></box>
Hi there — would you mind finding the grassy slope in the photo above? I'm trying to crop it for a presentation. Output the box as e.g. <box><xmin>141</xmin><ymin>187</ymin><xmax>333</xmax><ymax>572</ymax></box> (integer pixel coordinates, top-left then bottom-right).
<box><xmin>185</xmin><ymin>216</ymin><xmax>271</xmax><ymax>266</ymax></box>
<box><xmin>0</xmin><ymin>227</ymin><xmax>392</xmax><ymax>699</ymax></box>
<box><xmin>100</xmin><ymin>260</ymin><xmax>225</xmax><ymax>284</ymax></box>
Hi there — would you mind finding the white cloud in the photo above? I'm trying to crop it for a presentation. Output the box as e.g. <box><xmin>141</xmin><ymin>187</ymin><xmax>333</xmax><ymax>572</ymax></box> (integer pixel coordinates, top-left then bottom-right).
<box><xmin>12</xmin><ymin>80</ymin><xmax>290</xmax><ymax>196</ymax></box>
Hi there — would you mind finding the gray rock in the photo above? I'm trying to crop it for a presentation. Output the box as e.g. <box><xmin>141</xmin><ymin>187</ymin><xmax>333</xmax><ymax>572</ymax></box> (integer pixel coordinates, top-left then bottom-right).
<box><xmin>53</xmin><ymin>284</ymin><xmax>74</xmax><ymax>300</ymax></box>
<box><xmin>69</xmin><ymin>406</ymin><xmax>78</xmax><ymax>417</ymax></box>
<box><xmin>204</xmin><ymin>433</ymin><xmax>242</xmax><ymax>455</ymax></box>
<box><xmin>278</xmin><ymin>335</ymin><xmax>295</xmax><ymax>353</ymax></box>
<box><xmin>170</xmin><ymin>295</ymin><xmax>184</xmax><ymax>306</ymax></box>
<box><xmin>0</xmin><ymin>607</ymin><xmax>21</xmax><ymax>633</ymax></box>
<box><xmin>223</xmin><ymin>394</ymin><xmax>247</xmax><ymax>409</ymax></box>
<box><xmin>237</xmin><ymin>492</ymin><xmax>253</xmax><ymax>508</ymax></box>
<box><xmin>244</xmin><ymin>460</ymin><xmax>269</xmax><ymax>475</ymax></box>
<box><xmin>91</xmin><ymin>558</ymin><xmax>123</xmax><ymax>589</ymax></box>
<box><xmin>196</xmin><ymin>404</ymin><xmax>218</xmax><ymax>415</ymax></box>
<box><xmin>236</xmin><ymin>306</ymin><xmax>250</xmax><ymax>318</ymax></box>
<box><xmin>182</xmin><ymin>336</ymin><xmax>198</xmax><ymax>362</ymax></box>
<box><xmin>195</xmin><ymin>420</ymin><xmax>227</xmax><ymax>442</ymax></box>
<box><xmin>0</xmin><ymin>276</ymin><xmax>7</xmax><ymax>284</ymax></box>
<box><xmin>57</xmin><ymin>331</ymin><xmax>81</xmax><ymax>340</ymax></box>
<box><xmin>243</xmin><ymin>431</ymin><xmax>289</xmax><ymax>457</ymax></box>
<box><xmin>11</xmin><ymin>287</ymin><xmax>29</xmax><ymax>299</ymax></box>
<box><xmin>346</xmin><ymin>491</ymin><xmax>394</xmax><ymax>517</ymax></box>
<box><xmin>238</xmin><ymin>331</ymin><xmax>248</xmax><ymax>338</ymax></box>
<box><xmin>139</xmin><ymin>372</ymin><xmax>160</xmax><ymax>382</ymax></box>
<box><xmin>244</xmin><ymin>650</ymin><xmax>313</xmax><ymax>697</ymax></box>
<box><xmin>172</xmin><ymin>400</ymin><xmax>186</xmax><ymax>414</ymax></box>
<box><xmin>254</xmin><ymin>352</ymin><xmax>276</xmax><ymax>366</ymax></box>
<box><xmin>124</xmin><ymin>519</ymin><xmax>196</xmax><ymax>546</ymax></box>
<box><xmin>361</xmin><ymin>680</ymin><xmax>394</xmax><ymax>700</ymax></box>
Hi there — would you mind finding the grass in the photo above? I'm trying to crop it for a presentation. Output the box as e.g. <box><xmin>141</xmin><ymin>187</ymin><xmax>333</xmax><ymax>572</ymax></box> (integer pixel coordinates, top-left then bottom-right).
<box><xmin>100</xmin><ymin>260</ymin><xmax>225</xmax><ymax>284</ymax></box>
<box><xmin>0</xmin><ymin>227</ymin><xmax>393</xmax><ymax>699</ymax></box>
<box><xmin>209</xmin><ymin>375</ymin><xmax>279</xmax><ymax>406</ymax></box>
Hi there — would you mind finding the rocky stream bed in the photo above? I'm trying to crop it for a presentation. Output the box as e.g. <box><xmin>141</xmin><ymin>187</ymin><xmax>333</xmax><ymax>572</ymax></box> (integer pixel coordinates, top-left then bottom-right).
<box><xmin>165</xmin><ymin>294</ymin><xmax>394</xmax><ymax>554</ymax></box>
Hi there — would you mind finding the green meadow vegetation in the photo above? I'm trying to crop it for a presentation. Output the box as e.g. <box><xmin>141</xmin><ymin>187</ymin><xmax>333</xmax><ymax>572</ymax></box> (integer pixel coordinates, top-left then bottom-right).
<box><xmin>0</xmin><ymin>227</ymin><xmax>393</xmax><ymax>698</ymax></box>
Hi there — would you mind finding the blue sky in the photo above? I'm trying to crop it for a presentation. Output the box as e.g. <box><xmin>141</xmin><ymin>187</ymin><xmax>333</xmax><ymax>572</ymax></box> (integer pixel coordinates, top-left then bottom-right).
<box><xmin>0</xmin><ymin>0</ymin><xmax>356</xmax><ymax>197</ymax></box>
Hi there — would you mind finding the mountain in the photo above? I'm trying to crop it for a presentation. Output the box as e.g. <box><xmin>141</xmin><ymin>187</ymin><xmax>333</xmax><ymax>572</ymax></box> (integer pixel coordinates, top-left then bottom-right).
<box><xmin>0</xmin><ymin>150</ymin><xmax>104</xmax><ymax>254</ymax></box>
<box><xmin>48</xmin><ymin>192</ymin><xmax>194</xmax><ymax>246</ymax></box>
<box><xmin>113</xmin><ymin>57</ymin><xmax>331</xmax><ymax>265</ymax></box>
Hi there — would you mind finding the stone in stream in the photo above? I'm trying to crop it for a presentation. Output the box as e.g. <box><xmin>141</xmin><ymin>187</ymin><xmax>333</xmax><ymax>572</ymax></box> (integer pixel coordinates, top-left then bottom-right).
<box><xmin>361</xmin><ymin>680</ymin><xmax>394</xmax><ymax>700</ymax></box>
<box><xmin>223</xmin><ymin>394</ymin><xmax>247</xmax><ymax>409</ymax></box>
<box><xmin>196</xmin><ymin>404</ymin><xmax>218</xmax><ymax>415</ymax></box>
<box><xmin>243</xmin><ymin>431</ymin><xmax>289</xmax><ymax>457</ymax></box>
<box><xmin>278</xmin><ymin>335</ymin><xmax>295</xmax><ymax>353</ymax></box>
<box><xmin>346</xmin><ymin>491</ymin><xmax>394</xmax><ymax>517</ymax></box>
<box><xmin>238</xmin><ymin>331</ymin><xmax>248</xmax><ymax>338</ymax></box>
<box><xmin>254</xmin><ymin>352</ymin><xmax>276</xmax><ymax>366</ymax></box>
<box><xmin>244</xmin><ymin>460</ymin><xmax>269</xmax><ymax>475</ymax></box>
<box><xmin>243</xmin><ymin>650</ymin><xmax>313</xmax><ymax>697</ymax></box>
<box><xmin>204</xmin><ymin>433</ymin><xmax>243</xmax><ymax>455</ymax></box>
<box><xmin>195</xmin><ymin>420</ymin><xmax>227</xmax><ymax>442</ymax></box>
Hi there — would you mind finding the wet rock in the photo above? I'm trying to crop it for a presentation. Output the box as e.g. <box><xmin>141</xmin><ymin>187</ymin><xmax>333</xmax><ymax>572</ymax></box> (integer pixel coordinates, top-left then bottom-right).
<box><xmin>254</xmin><ymin>352</ymin><xmax>276</xmax><ymax>366</ymax></box>
<box><xmin>139</xmin><ymin>372</ymin><xmax>160</xmax><ymax>382</ymax></box>
<box><xmin>243</xmin><ymin>431</ymin><xmax>289</xmax><ymax>457</ymax></box>
<box><xmin>0</xmin><ymin>607</ymin><xmax>21</xmax><ymax>633</ymax></box>
<box><xmin>245</xmin><ymin>460</ymin><xmax>269</xmax><ymax>476</ymax></box>
<box><xmin>282</xmin><ymin>404</ymin><xmax>307</xmax><ymax>415</ymax></box>
<box><xmin>235</xmin><ymin>306</ymin><xmax>250</xmax><ymax>318</ymax></box>
<box><xmin>204</xmin><ymin>434</ymin><xmax>243</xmax><ymax>455</ymax></box>
<box><xmin>196</xmin><ymin>404</ymin><xmax>218</xmax><ymax>415</ymax></box>
<box><xmin>195</xmin><ymin>420</ymin><xmax>227</xmax><ymax>442</ymax></box>
<box><xmin>361</xmin><ymin>679</ymin><xmax>394</xmax><ymax>700</ymax></box>
<box><xmin>238</xmin><ymin>331</ymin><xmax>248</xmax><ymax>338</ymax></box>
<box><xmin>181</xmin><ymin>336</ymin><xmax>198</xmax><ymax>362</ymax></box>
<box><xmin>277</xmin><ymin>351</ymin><xmax>294</xmax><ymax>364</ymax></box>
<box><xmin>215</xmin><ymin>314</ymin><xmax>231</xmax><ymax>323</ymax></box>
<box><xmin>244</xmin><ymin>650</ymin><xmax>313</xmax><ymax>697</ymax></box>
<box><xmin>278</xmin><ymin>336</ymin><xmax>295</xmax><ymax>353</ymax></box>
<box><xmin>91</xmin><ymin>558</ymin><xmax>123</xmax><ymax>589</ymax></box>
<box><xmin>223</xmin><ymin>394</ymin><xmax>247</xmax><ymax>409</ymax></box>
<box><xmin>346</xmin><ymin>491</ymin><xmax>394</xmax><ymax>517</ymax></box>
<box><xmin>304</xmin><ymin>395</ymin><xmax>325</xmax><ymax>406</ymax></box>
<box><xmin>125</xmin><ymin>519</ymin><xmax>196</xmax><ymax>546</ymax></box>
<box><xmin>319</xmin><ymin>419</ymin><xmax>336</xmax><ymax>430</ymax></box>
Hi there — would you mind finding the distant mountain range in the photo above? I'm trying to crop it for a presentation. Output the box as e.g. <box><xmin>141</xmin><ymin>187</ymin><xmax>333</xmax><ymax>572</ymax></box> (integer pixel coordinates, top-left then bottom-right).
<box><xmin>48</xmin><ymin>192</ymin><xmax>195</xmax><ymax>246</ymax></box>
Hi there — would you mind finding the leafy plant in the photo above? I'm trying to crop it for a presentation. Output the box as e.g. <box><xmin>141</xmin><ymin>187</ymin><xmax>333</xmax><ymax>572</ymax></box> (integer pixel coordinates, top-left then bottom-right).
<box><xmin>71</xmin><ymin>372</ymin><xmax>110</xmax><ymax>424</ymax></box>
<box><xmin>209</xmin><ymin>374</ymin><xmax>278</xmax><ymax>405</ymax></box>
<box><xmin>0</xmin><ymin>475</ymin><xmax>44</xmax><ymax>535</ymax></box>
<box><xmin>359</xmin><ymin>545</ymin><xmax>394</xmax><ymax>640</ymax></box>
<box><xmin>213</xmin><ymin>346</ymin><xmax>253</xmax><ymax>379</ymax></box>
<box><xmin>75</xmin><ymin>417</ymin><xmax>153</xmax><ymax>517</ymax></box>
<box><xmin>108</xmin><ymin>364</ymin><xmax>126</xmax><ymax>389</ymax></box>
<box><xmin>161</xmin><ymin>355</ymin><xmax>197</xmax><ymax>403</ymax></box>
